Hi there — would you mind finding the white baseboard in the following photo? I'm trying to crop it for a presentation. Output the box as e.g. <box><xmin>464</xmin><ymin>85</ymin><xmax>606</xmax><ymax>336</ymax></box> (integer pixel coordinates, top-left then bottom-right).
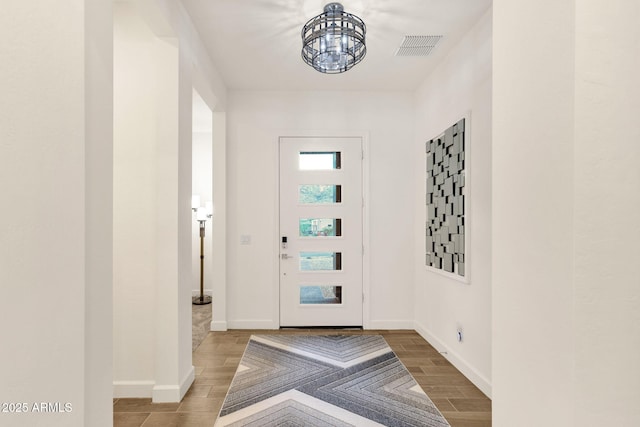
<box><xmin>152</xmin><ymin>385</ymin><xmax>180</xmax><ymax>403</ymax></box>
<box><xmin>152</xmin><ymin>366</ymin><xmax>195</xmax><ymax>403</ymax></box>
<box><xmin>180</xmin><ymin>366</ymin><xmax>195</xmax><ymax>400</ymax></box>
<box><xmin>368</xmin><ymin>320</ymin><xmax>415</xmax><ymax>330</ymax></box>
<box><xmin>113</xmin><ymin>368</ymin><xmax>195</xmax><ymax>402</ymax></box>
<box><xmin>225</xmin><ymin>320</ymin><xmax>414</xmax><ymax>330</ymax></box>
<box><xmin>227</xmin><ymin>319</ymin><xmax>280</xmax><ymax>329</ymax></box>
<box><xmin>113</xmin><ymin>380</ymin><xmax>154</xmax><ymax>398</ymax></box>
<box><xmin>414</xmin><ymin>321</ymin><xmax>492</xmax><ymax>399</ymax></box>
<box><xmin>211</xmin><ymin>320</ymin><xmax>228</xmax><ymax>331</ymax></box>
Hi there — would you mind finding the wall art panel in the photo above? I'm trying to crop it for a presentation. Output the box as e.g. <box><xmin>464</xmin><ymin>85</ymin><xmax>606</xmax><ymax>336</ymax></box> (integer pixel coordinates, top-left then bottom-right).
<box><xmin>426</xmin><ymin>118</ymin><xmax>466</xmax><ymax>276</ymax></box>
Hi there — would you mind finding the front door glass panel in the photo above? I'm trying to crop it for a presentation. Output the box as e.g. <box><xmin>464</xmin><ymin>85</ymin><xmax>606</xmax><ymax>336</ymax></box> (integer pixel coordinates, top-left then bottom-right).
<box><xmin>299</xmin><ymin>218</ymin><xmax>342</xmax><ymax>237</ymax></box>
<box><xmin>299</xmin><ymin>252</ymin><xmax>342</xmax><ymax>271</ymax></box>
<box><xmin>298</xmin><ymin>185</ymin><xmax>342</xmax><ymax>204</ymax></box>
<box><xmin>299</xmin><ymin>151</ymin><xmax>341</xmax><ymax>170</ymax></box>
<box><xmin>299</xmin><ymin>286</ymin><xmax>342</xmax><ymax>305</ymax></box>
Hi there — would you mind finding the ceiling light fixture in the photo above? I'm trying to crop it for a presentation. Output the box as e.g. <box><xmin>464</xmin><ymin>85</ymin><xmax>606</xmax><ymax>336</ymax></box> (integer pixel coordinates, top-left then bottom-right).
<box><xmin>301</xmin><ymin>2</ymin><xmax>366</xmax><ymax>74</ymax></box>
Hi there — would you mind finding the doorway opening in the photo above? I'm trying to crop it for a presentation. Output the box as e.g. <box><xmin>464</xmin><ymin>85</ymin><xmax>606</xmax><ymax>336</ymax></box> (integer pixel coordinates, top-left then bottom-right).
<box><xmin>191</xmin><ymin>89</ymin><xmax>213</xmax><ymax>350</ymax></box>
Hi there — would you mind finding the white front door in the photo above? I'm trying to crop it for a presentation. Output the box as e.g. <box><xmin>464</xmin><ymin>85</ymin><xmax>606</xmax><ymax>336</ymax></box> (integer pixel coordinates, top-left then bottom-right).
<box><xmin>279</xmin><ymin>137</ymin><xmax>363</xmax><ymax>327</ymax></box>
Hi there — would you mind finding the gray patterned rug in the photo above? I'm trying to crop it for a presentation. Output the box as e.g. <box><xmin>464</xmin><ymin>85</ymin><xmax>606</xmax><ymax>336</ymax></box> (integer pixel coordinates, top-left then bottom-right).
<box><xmin>215</xmin><ymin>335</ymin><xmax>450</xmax><ymax>427</ymax></box>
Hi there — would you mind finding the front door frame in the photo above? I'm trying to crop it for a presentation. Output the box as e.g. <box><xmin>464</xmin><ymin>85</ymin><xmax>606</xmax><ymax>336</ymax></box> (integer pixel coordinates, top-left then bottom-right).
<box><xmin>274</xmin><ymin>130</ymin><xmax>371</xmax><ymax>329</ymax></box>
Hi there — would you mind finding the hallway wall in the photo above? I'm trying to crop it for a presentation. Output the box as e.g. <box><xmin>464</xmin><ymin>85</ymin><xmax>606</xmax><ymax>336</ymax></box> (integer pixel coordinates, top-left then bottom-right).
<box><xmin>0</xmin><ymin>1</ymin><xmax>113</xmax><ymax>426</ymax></box>
<box><xmin>113</xmin><ymin>5</ymin><xmax>160</xmax><ymax>390</ymax></box>
<box><xmin>226</xmin><ymin>90</ymin><xmax>416</xmax><ymax>329</ymax></box>
<box><xmin>112</xmin><ymin>1</ymin><xmax>226</xmax><ymax>402</ymax></box>
<box><xmin>412</xmin><ymin>9</ymin><xmax>493</xmax><ymax>397</ymax></box>
<box><xmin>493</xmin><ymin>0</ymin><xmax>640</xmax><ymax>425</ymax></box>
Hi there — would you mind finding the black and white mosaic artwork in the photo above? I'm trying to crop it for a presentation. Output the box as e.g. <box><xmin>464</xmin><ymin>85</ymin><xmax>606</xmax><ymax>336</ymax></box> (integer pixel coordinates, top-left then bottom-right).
<box><xmin>426</xmin><ymin>119</ymin><xmax>466</xmax><ymax>276</ymax></box>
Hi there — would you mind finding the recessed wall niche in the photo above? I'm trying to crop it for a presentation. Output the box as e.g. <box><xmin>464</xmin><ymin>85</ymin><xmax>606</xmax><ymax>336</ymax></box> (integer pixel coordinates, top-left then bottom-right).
<box><xmin>426</xmin><ymin>118</ymin><xmax>466</xmax><ymax>277</ymax></box>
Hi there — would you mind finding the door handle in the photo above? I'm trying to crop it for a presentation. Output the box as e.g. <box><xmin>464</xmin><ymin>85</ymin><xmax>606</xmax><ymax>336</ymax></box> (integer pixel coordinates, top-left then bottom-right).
<box><xmin>281</xmin><ymin>253</ymin><xmax>295</xmax><ymax>260</ymax></box>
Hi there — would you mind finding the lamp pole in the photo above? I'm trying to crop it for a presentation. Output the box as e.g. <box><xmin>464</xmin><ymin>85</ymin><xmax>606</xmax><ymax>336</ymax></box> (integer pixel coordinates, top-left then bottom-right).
<box><xmin>192</xmin><ymin>196</ymin><xmax>212</xmax><ymax>305</ymax></box>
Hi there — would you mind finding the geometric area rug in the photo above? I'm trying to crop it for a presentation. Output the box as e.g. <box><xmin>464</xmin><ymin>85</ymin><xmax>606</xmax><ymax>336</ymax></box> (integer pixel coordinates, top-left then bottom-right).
<box><xmin>215</xmin><ymin>335</ymin><xmax>450</xmax><ymax>426</ymax></box>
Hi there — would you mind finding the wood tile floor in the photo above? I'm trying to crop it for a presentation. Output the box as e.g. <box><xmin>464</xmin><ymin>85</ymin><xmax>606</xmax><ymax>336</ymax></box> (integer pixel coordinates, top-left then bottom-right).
<box><xmin>114</xmin><ymin>329</ymin><xmax>491</xmax><ymax>427</ymax></box>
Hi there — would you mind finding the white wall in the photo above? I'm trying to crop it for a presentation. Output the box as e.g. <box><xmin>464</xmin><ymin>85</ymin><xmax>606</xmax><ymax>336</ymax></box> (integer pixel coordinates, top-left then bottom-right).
<box><xmin>113</xmin><ymin>5</ymin><xmax>159</xmax><ymax>391</ymax></box>
<box><xmin>146</xmin><ymin>0</ymin><xmax>226</xmax><ymax>333</ymax></box>
<box><xmin>148</xmin><ymin>0</ymin><xmax>226</xmax><ymax>392</ymax></box>
<box><xmin>136</xmin><ymin>0</ymin><xmax>227</xmax><ymax>112</ymax></box>
<box><xmin>84</xmin><ymin>0</ymin><xmax>115</xmax><ymax>424</ymax></box>
<box><xmin>113</xmin><ymin>0</ymin><xmax>225</xmax><ymax>402</ymax></box>
<box><xmin>573</xmin><ymin>3</ymin><xmax>640</xmax><ymax>424</ymax></box>
<box><xmin>0</xmin><ymin>1</ymin><xmax>112</xmax><ymax>426</ymax></box>
<box><xmin>113</xmin><ymin>3</ymin><xmax>188</xmax><ymax>402</ymax></box>
<box><xmin>175</xmin><ymin>28</ymin><xmax>197</xmax><ymax>401</ymax></box>
<box><xmin>413</xmin><ymin>9</ymin><xmax>493</xmax><ymax>397</ymax></box>
<box><xmin>493</xmin><ymin>0</ymin><xmax>640</xmax><ymax>425</ymax></box>
<box><xmin>226</xmin><ymin>91</ymin><xmax>415</xmax><ymax>329</ymax></box>
<box><xmin>211</xmin><ymin>112</ymin><xmax>228</xmax><ymax>331</ymax></box>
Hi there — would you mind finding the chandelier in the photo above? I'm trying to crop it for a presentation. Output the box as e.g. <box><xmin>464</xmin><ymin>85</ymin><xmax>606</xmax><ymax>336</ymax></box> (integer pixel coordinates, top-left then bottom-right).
<box><xmin>301</xmin><ymin>2</ymin><xmax>367</xmax><ymax>74</ymax></box>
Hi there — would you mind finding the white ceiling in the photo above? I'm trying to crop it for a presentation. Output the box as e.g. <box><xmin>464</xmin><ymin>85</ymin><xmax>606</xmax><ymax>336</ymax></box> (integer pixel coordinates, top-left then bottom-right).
<box><xmin>181</xmin><ymin>0</ymin><xmax>492</xmax><ymax>92</ymax></box>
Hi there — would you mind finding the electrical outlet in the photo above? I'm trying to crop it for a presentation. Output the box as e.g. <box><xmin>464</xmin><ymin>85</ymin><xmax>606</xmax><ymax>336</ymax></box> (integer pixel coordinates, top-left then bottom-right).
<box><xmin>456</xmin><ymin>326</ymin><xmax>463</xmax><ymax>342</ymax></box>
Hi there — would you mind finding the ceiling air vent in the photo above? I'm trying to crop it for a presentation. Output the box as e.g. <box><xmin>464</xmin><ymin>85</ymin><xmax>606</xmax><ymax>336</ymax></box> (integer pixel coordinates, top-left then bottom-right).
<box><xmin>395</xmin><ymin>35</ymin><xmax>443</xmax><ymax>57</ymax></box>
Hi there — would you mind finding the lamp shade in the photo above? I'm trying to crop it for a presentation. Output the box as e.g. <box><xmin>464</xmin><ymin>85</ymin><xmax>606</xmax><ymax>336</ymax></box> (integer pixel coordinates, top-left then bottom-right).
<box><xmin>196</xmin><ymin>206</ymin><xmax>208</xmax><ymax>221</ymax></box>
<box><xmin>205</xmin><ymin>201</ymin><xmax>214</xmax><ymax>217</ymax></box>
<box><xmin>191</xmin><ymin>194</ymin><xmax>201</xmax><ymax>210</ymax></box>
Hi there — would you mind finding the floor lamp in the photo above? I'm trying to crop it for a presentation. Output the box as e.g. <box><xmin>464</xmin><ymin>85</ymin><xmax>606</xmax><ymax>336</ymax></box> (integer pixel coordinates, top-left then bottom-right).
<box><xmin>192</xmin><ymin>196</ymin><xmax>213</xmax><ymax>305</ymax></box>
